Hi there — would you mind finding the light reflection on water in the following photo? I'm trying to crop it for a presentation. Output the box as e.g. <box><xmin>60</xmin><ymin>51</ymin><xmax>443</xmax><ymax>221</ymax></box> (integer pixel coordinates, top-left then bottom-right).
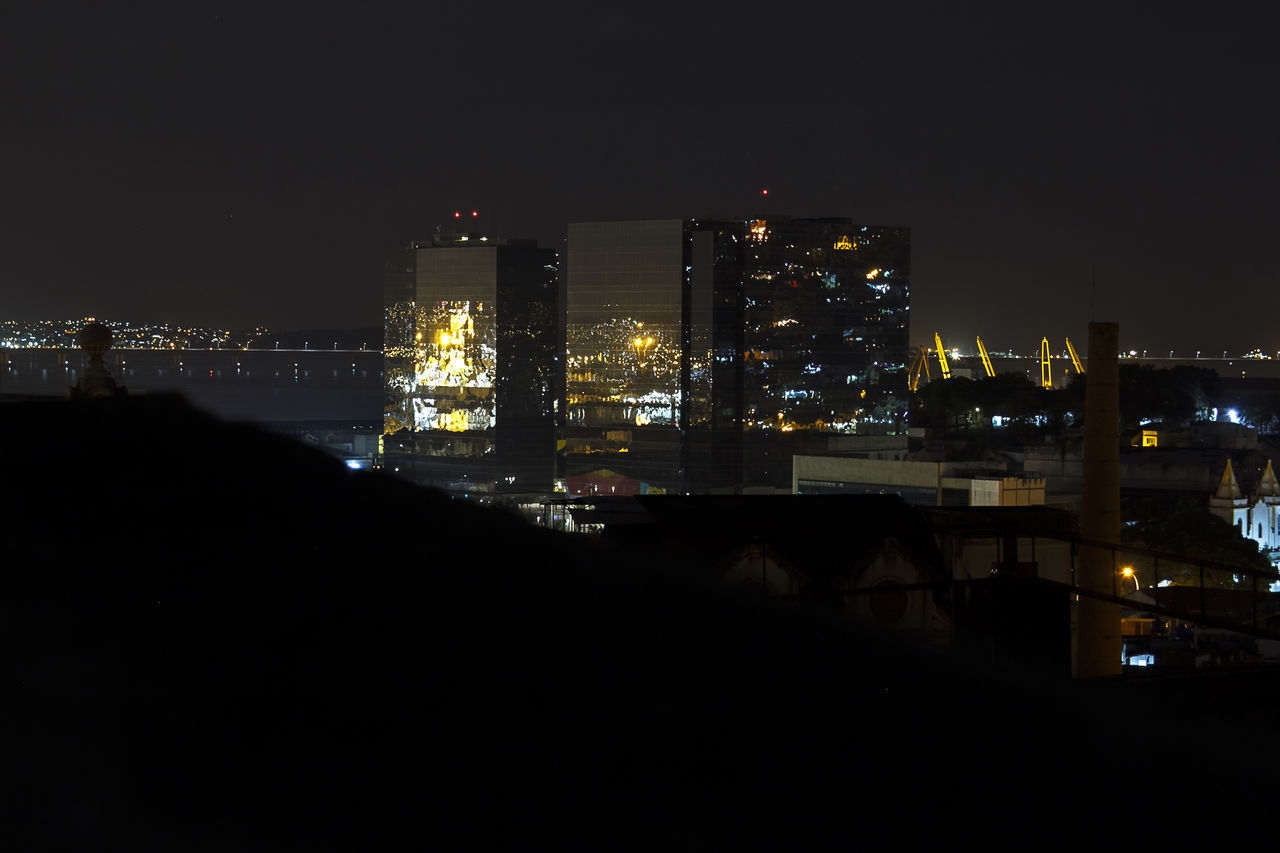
<box><xmin>2</xmin><ymin>348</ymin><xmax>383</xmax><ymax>422</ymax></box>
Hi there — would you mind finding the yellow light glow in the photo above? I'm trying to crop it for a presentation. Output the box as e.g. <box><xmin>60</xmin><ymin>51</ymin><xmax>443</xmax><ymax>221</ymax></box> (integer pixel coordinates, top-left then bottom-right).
<box><xmin>866</xmin><ymin>269</ymin><xmax>881</xmax><ymax>280</ymax></box>
<box><xmin>834</xmin><ymin>236</ymin><xmax>853</xmax><ymax>250</ymax></box>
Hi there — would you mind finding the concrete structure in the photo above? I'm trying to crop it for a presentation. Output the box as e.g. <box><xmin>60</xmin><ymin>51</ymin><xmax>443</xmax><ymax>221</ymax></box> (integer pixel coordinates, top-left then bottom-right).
<box><xmin>792</xmin><ymin>455</ymin><xmax>1044</xmax><ymax>507</ymax></box>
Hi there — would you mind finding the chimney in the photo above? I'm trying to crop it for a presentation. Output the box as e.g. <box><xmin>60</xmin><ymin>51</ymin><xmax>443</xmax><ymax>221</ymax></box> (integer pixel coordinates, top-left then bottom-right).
<box><xmin>1077</xmin><ymin>321</ymin><xmax>1121</xmax><ymax>677</ymax></box>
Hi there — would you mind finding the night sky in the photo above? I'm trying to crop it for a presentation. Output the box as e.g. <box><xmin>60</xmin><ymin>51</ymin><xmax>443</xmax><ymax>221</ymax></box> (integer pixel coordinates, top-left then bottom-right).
<box><xmin>3</xmin><ymin>3</ymin><xmax>1275</xmax><ymax>354</ymax></box>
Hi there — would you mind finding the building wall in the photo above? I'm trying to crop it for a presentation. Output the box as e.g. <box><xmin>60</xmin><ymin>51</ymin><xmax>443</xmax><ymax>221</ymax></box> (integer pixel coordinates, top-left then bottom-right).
<box><xmin>969</xmin><ymin>479</ymin><xmax>1000</xmax><ymax>506</ymax></box>
<box><xmin>793</xmin><ymin>456</ymin><xmax>969</xmax><ymax>505</ymax></box>
<box><xmin>794</xmin><ymin>456</ymin><xmax>947</xmax><ymax>494</ymax></box>
<box><xmin>794</xmin><ymin>455</ymin><xmax>1044</xmax><ymax>508</ymax></box>
<box><xmin>998</xmin><ymin>475</ymin><xmax>1046</xmax><ymax>506</ymax></box>
<box><xmin>843</xmin><ymin>539</ymin><xmax>951</xmax><ymax>643</ymax></box>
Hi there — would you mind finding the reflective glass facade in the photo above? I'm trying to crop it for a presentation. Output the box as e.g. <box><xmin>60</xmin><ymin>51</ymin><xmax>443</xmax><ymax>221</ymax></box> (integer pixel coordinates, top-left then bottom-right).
<box><xmin>564</xmin><ymin>218</ymin><xmax>910</xmax><ymax>494</ymax></box>
<box><xmin>384</xmin><ymin>236</ymin><xmax>556</xmax><ymax>495</ymax></box>
<box><xmin>736</xmin><ymin>219</ymin><xmax>910</xmax><ymax>434</ymax></box>
<box><xmin>565</xmin><ymin>220</ymin><xmax>685</xmax><ymax>429</ymax></box>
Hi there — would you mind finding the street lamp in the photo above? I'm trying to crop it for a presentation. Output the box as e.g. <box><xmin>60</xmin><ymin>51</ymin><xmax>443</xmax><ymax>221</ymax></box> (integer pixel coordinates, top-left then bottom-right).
<box><xmin>1121</xmin><ymin>565</ymin><xmax>1140</xmax><ymax>595</ymax></box>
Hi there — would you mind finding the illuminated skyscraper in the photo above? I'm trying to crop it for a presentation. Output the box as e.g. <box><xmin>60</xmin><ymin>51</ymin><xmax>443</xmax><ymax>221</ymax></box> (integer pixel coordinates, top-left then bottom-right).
<box><xmin>384</xmin><ymin>232</ymin><xmax>557</xmax><ymax>496</ymax></box>
<box><xmin>564</xmin><ymin>217</ymin><xmax>909</xmax><ymax>494</ymax></box>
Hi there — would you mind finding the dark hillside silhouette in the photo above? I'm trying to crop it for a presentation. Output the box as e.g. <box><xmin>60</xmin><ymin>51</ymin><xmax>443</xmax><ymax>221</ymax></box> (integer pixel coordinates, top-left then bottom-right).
<box><xmin>8</xmin><ymin>396</ymin><xmax>1280</xmax><ymax>849</ymax></box>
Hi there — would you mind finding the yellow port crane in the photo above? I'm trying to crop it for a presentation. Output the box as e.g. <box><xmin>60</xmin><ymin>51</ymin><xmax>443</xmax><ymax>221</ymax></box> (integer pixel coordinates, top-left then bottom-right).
<box><xmin>934</xmin><ymin>332</ymin><xmax>951</xmax><ymax>380</ymax></box>
<box><xmin>1065</xmin><ymin>337</ymin><xmax>1085</xmax><ymax>374</ymax></box>
<box><xmin>907</xmin><ymin>345</ymin><xmax>930</xmax><ymax>392</ymax></box>
<box><xmin>1039</xmin><ymin>337</ymin><xmax>1053</xmax><ymax>389</ymax></box>
<box><xmin>976</xmin><ymin>336</ymin><xmax>996</xmax><ymax>378</ymax></box>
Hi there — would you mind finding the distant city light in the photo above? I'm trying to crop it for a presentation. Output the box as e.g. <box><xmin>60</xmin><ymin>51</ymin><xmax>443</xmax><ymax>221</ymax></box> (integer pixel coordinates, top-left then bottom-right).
<box><xmin>0</xmin><ymin>318</ymin><xmax>276</xmax><ymax>350</ymax></box>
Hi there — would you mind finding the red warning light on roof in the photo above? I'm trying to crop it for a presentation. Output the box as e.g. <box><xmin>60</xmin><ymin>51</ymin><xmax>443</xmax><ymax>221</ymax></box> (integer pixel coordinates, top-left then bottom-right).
<box><xmin>762</xmin><ymin>188</ymin><xmax>769</xmax><ymax>195</ymax></box>
<box><xmin>454</xmin><ymin>211</ymin><xmax>461</xmax><ymax>218</ymax></box>
<box><xmin>472</xmin><ymin>210</ymin><xmax>478</xmax><ymax>217</ymax></box>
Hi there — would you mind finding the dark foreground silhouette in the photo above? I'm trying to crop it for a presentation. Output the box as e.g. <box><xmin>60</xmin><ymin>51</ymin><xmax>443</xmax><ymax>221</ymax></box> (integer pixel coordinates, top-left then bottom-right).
<box><xmin>8</xmin><ymin>396</ymin><xmax>1280</xmax><ymax>849</ymax></box>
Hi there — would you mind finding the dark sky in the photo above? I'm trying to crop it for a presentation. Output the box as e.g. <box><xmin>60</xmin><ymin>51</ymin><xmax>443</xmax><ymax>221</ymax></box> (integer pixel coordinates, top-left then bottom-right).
<box><xmin>3</xmin><ymin>3</ymin><xmax>1275</xmax><ymax>354</ymax></box>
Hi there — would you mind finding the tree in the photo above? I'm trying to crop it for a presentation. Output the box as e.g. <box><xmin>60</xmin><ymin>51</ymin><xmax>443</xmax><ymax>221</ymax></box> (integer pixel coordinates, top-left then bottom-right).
<box><xmin>1239</xmin><ymin>392</ymin><xmax>1280</xmax><ymax>433</ymax></box>
<box><xmin>1117</xmin><ymin>364</ymin><xmax>1197</xmax><ymax>428</ymax></box>
<box><xmin>1122</xmin><ymin>494</ymin><xmax>1272</xmax><ymax>586</ymax></box>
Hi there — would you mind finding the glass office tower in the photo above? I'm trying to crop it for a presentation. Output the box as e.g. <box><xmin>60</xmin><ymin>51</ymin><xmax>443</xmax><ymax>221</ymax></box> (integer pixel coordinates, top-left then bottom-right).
<box><xmin>563</xmin><ymin>220</ymin><xmax>688</xmax><ymax>494</ymax></box>
<box><xmin>564</xmin><ymin>217</ymin><xmax>909</xmax><ymax>494</ymax></box>
<box><xmin>384</xmin><ymin>233</ymin><xmax>557</xmax><ymax>496</ymax></box>
<box><xmin>736</xmin><ymin>218</ymin><xmax>911</xmax><ymax>486</ymax></box>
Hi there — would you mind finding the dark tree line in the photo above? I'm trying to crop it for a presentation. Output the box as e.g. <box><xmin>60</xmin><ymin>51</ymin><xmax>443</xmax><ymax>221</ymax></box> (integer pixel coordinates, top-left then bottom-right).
<box><xmin>914</xmin><ymin>372</ymin><xmax>1081</xmax><ymax>434</ymax></box>
<box><xmin>915</xmin><ymin>365</ymin><xmax>1225</xmax><ymax>434</ymax></box>
<box><xmin>1116</xmin><ymin>364</ymin><xmax>1219</xmax><ymax>429</ymax></box>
